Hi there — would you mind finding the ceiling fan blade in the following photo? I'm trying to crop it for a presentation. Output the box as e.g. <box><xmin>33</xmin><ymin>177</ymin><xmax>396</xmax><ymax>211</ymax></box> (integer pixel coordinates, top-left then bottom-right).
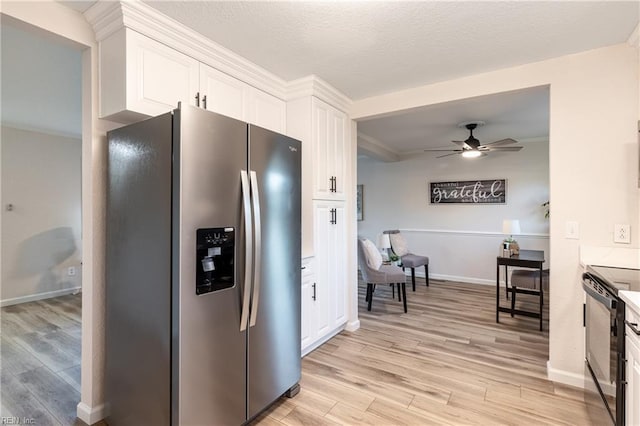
<box><xmin>451</xmin><ymin>140</ymin><xmax>466</xmax><ymax>147</ymax></box>
<box><xmin>481</xmin><ymin>138</ymin><xmax>518</xmax><ymax>147</ymax></box>
<box><xmin>481</xmin><ymin>146</ymin><xmax>523</xmax><ymax>152</ymax></box>
<box><xmin>424</xmin><ymin>148</ymin><xmax>463</xmax><ymax>152</ymax></box>
<box><xmin>437</xmin><ymin>152</ymin><xmax>462</xmax><ymax>158</ymax></box>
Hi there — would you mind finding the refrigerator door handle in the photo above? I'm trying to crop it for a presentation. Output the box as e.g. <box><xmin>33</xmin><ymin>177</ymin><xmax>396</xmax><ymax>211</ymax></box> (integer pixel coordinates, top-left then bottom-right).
<box><xmin>249</xmin><ymin>170</ymin><xmax>262</xmax><ymax>327</ymax></box>
<box><xmin>240</xmin><ymin>170</ymin><xmax>253</xmax><ymax>332</ymax></box>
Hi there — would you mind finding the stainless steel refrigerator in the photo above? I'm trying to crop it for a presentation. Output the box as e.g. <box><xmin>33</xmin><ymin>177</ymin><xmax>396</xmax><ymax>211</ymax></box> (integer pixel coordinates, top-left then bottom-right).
<box><xmin>105</xmin><ymin>104</ymin><xmax>301</xmax><ymax>425</ymax></box>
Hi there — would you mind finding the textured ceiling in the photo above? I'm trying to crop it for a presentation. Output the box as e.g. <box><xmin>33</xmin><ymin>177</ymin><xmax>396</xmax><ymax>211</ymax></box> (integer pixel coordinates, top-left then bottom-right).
<box><xmin>1</xmin><ymin>21</ymin><xmax>82</xmax><ymax>137</ymax></box>
<box><xmin>145</xmin><ymin>1</ymin><xmax>639</xmax><ymax>100</ymax></box>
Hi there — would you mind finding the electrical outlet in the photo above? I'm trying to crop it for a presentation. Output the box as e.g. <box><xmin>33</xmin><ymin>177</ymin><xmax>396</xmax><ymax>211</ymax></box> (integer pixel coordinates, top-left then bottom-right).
<box><xmin>565</xmin><ymin>221</ymin><xmax>579</xmax><ymax>239</ymax></box>
<box><xmin>614</xmin><ymin>224</ymin><xmax>631</xmax><ymax>244</ymax></box>
<box><xmin>68</xmin><ymin>266</ymin><xmax>76</xmax><ymax>276</ymax></box>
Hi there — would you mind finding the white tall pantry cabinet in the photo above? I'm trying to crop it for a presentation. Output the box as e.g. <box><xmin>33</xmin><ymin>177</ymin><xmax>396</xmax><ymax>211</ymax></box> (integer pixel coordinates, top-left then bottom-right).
<box><xmin>288</xmin><ymin>96</ymin><xmax>350</xmax><ymax>355</ymax></box>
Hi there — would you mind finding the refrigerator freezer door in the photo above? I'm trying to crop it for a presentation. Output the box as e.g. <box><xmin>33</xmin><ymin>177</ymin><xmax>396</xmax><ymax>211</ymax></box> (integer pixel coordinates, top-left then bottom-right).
<box><xmin>173</xmin><ymin>105</ymin><xmax>249</xmax><ymax>425</ymax></box>
<box><xmin>247</xmin><ymin>125</ymin><xmax>302</xmax><ymax>419</ymax></box>
<box><xmin>106</xmin><ymin>113</ymin><xmax>173</xmax><ymax>426</ymax></box>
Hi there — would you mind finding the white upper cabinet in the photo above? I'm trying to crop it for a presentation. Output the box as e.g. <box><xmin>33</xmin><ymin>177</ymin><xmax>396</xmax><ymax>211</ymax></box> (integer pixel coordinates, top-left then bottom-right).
<box><xmin>248</xmin><ymin>89</ymin><xmax>286</xmax><ymax>134</ymax></box>
<box><xmin>312</xmin><ymin>98</ymin><xmax>348</xmax><ymax>201</ymax></box>
<box><xmin>99</xmin><ymin>28</ymin><xmax>285</xmax><ymax>133</ymax></box>
<box><xmin>199</xmin><ymin>64</ymin><xmax>248</xmax><ymax>122</ymax></box>
<box><xmin>100</xmin><ymin>28</ymin><xmax>198</xmax><ymax>122</ymax></box>
<box><xmin>200</xmin><ymin>64</ymin><xmax>286</xmax><ymax>133</ymax></box>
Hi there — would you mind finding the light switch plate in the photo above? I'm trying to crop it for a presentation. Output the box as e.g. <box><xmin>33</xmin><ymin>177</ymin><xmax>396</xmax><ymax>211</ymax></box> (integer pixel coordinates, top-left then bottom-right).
<box><xmin>614</xmin><ymin>224</ymin><xmax>631</xmax><ymax>244</ymax></box>
<box><xmin>565</xmin><ymin>221</ymin><xmax>579</xmax><ymax>239</ymax></box>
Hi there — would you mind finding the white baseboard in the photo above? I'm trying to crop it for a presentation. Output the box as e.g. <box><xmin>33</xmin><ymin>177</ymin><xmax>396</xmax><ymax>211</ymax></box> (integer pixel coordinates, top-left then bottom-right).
<box><xmin>345</xmin><ymin>319</ymin><xmax>360</xmax><ymax>332</ymax></box>
<box><xmin>1</xmin><ymin>287</ymin><xmax>81</xmax><ymax>307</ymax></box>
<box><xmin>77</xmin><ymin>402</ymin><xmax>106</xmax><ymax>425</ymax></box>
<box><xmin>547</xmin><ymin>360</ymin><xmax>586</xmax><ymax>389</ymax></box>
<box><xmin>302</xmin><ymin>323</ymin><xmax>347</xmax><ymax>357</ymax></box>
<box><xmin>406</xmin><ymin>269</ymin><xmax>496</xmax><ymax>286</ymax></box>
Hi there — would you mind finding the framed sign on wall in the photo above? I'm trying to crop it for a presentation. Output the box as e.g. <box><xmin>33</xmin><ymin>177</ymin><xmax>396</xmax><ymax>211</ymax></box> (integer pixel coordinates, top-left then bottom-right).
<box><xmin>429</xmin><ymin>179</ymin><xmax>507</xmax><ymax>204</ymax></box>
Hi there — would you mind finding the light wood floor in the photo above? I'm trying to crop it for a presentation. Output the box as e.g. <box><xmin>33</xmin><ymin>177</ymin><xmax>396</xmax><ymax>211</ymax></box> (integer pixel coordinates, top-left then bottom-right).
<box><xmin>1</xmin><ymin>280</ymin><xmax>601</xmax><ymax>425</ymax></box>
<box><xmin>252</xmin><ymin>278</ymin><xmax>602</xmax><ymax>426</ymax></box>
<box><xmin>0</xmin><ymin>293</ymin><xmax>89</xmax><ymax>425</ymax></box>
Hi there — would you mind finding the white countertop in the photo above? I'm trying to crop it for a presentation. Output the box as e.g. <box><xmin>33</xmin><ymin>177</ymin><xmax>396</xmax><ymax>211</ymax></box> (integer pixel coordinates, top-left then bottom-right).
<box><xmin>580</xmin><ymin>245</ymin><xmax>640</xmax><ymax>269</ymax></box>
<box><xmin>621</xmin><ymin>290</ymin><xmax>640</xmax><ymax>315</ymax></box>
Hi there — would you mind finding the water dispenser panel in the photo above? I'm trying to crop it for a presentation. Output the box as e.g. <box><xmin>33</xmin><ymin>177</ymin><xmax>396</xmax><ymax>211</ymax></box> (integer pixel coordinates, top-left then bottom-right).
<box><xmin>196</xmin><ymin>227</ymin><xmax>235</xmax><ymax>295</ymax></box>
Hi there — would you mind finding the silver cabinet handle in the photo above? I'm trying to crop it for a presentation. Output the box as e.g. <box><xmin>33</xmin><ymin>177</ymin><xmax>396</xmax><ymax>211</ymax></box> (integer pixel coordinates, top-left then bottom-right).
<box><xmin>239</xmin><ymin>170</ymin><xmax>252</xmax><ymax>331</ymax></box>
<box><xmin>249</xmin><ymin>170</ymin><xmax>262</xmax><ymax>327</ymax></box>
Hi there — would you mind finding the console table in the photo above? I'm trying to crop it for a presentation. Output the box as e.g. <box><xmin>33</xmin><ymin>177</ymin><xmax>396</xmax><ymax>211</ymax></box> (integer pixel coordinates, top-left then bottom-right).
<box><xmin>496</xmin><ymin>249</ymin><xmax>545</xmax><ymax>331</ymax></box>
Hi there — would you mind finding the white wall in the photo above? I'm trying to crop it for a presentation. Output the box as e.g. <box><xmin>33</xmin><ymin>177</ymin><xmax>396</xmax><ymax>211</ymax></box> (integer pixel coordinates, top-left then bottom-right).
<box><xmin>1</xmin><ymin>126</ymin><xmax>82</xmax><ymax>304</ymax></box>
<box><xmin>352</xmin><ymin>43</ymin><xmax>639</xmax><ymax>387</ymax></box>
<box><xmin>358</xmin><ymin>140</ymin><xmax>550</xmax><ymax>284</ymax></box>
<box><xmin>0</xmin><ymin>2</ymin><xmax>114</xmax><ymax>423</ymax></box>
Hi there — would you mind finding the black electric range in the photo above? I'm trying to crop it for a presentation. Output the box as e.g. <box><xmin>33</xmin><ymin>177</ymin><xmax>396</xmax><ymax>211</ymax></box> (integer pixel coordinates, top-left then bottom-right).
<box><xmin>586</xmin><ymin>265</ymin><xmax>640</xmax><ymax>295</ymax></box>
<box><xmin>582</xmin><ymin>265</ymin><xmax>640</xmax><ymax>426</ymax></box>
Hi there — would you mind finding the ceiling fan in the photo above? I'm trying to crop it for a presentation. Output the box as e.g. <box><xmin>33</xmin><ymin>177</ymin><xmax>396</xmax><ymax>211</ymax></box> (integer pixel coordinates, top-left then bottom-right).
<box><xmin>425</xmin><ymin>121</ymin><xmax>523</xmax><ymax>158</ymax></box>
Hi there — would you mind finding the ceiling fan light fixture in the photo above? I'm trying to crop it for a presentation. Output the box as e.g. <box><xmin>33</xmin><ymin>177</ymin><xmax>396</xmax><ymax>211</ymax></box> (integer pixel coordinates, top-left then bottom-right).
<box><xmin>462</xmin><ymin>149</ymin><xmax>482</xmax><ymax>158</ymax></box>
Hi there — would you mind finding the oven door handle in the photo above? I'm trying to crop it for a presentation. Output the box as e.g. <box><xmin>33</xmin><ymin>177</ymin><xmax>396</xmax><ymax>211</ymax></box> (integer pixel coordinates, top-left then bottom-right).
<box><xmin>625</xmin><ymin>320</ymin><xmax>640</xmax><ymax>336</ymax></box>
<box><xmin>582</xmin><ymin>281</ymin><xmax>616</xmax><ymax>309</ymax></box>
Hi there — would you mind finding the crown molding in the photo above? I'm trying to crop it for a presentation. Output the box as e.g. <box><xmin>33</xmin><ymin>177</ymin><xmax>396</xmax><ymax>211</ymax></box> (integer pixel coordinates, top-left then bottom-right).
<box><xmin>84</xmin><ymin>1</ymin><xmax>355</xmax><ymax>112</ymax></box>
<box><xmin>357</xmin><ymin>131</ymin><xmax>400</xmax><ymax>162</ymax></box>
<box><xmin>286</xmin><ymin>75</ymin><xmax>352</xmax><ymax>114</ymax></box>
<box><xmin>85</xmin><ymin>0</ymin><xmax>288</xmax><ymax>99</ymax></box>
<box><xmin>628</xmin><ymin>21</ymin><xmax>639</xmax><ymax>48</ymax></box>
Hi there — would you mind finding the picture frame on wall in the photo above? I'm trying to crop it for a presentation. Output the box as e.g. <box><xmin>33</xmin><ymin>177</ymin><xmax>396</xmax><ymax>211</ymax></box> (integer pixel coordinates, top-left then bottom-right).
<box><xmin>356</xmin><ymin>185</ymin><xmax>363</xmax><ymax>221</ymax></box>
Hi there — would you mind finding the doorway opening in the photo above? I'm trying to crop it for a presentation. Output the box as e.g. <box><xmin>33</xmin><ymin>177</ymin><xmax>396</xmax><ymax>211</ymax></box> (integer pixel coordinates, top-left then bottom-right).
<box><xmin>1</xmin><ymin>18</ymin><xmax>83</xmax><ymax>425</ymax></box>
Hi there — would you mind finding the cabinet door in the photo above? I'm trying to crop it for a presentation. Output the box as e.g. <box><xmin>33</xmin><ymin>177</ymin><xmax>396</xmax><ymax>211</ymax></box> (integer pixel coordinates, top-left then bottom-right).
<box><xmin>312</xmin><ymin>98</ymin><xmax>348</xmax><ymax>200</ymax></box>
<box><xmin>301</xmin><ymin>259</ymin><xmax>315</xmax><ymax>349</ymax></box>
<box><xmin>329</xmin><ymin>109</ymin><xmax>348</xmax><ymax>200</ymax></box>
<box><xmin>627</xmin><ymin>332</ymin><xmax>640</xmax><ymax>426</ymax></box>
<box><xmin>330</xmin><ymin>204</ymin><xmax>348</xmax><ymax>326</ymax></box>
<box><xmin>312</xmin><ymin>99</ymin><xmax>333</xmax><ymax>199</ymax></box>
<box><xmin>314</xmin><ymin>201</ymin><xmax>347</xmax><ymax>332</ymax></box>
<box><xmin>313</xmin><ymin>202</ymin><xmax>333</xmax><ymax>339</ymax></box>
<box><xmin>248</xmin><ymin>89</ymin><xmax>286</xmax><ymax>134</ymax></box>
<box><xmin>126</xmin><ymin>29</ymin><xmax>199</xmax><ymax>117</ymax></box>
<box><xmin>199</xmin><ymin>64</ymin><xmax>248</xmax><ymax>121</ymax></box>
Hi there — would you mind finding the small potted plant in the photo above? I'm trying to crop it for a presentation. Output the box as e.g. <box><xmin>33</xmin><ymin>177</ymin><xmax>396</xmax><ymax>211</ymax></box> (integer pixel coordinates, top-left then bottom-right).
<box><xmin>389</xmin><ymin>253</ymin><xmax>400</xmax><ymax>266</ymax></box>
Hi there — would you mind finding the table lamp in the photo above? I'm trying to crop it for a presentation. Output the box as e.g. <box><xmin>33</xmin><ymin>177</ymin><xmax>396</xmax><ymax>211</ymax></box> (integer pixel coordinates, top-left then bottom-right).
<box><xmin>502</xmin><ymin>219</ymin><xmax>521</xmax><ymax>254</ymax></box>
<box><xmin>379</xmin><ymin>233</ymin><xmax>391</xmax><ymax>261</ymax></box>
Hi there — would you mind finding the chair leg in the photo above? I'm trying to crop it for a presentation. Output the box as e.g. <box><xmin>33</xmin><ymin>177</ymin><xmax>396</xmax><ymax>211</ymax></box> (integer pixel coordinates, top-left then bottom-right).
<box><xmin>397</xmin><ymin>283</ymin><xmax>402</xmax><ymax>301</ymax></box>
<box><xmin>401</xmin><ymin>282</ymin><xmax>407</xmax><ymax>313</ymax></box>
<box><xmin>391</xmin><ymin>284</ymin><xmax>395</xmax><ymax>299</ymax></box>
<box><xmin>425</xmin><ymin>265</ymin><xmax>429</xmax><ymax>287</ymax></box>
<box><xmin>510</xmin><ymin>287</ymin><xmax>516</xmax><ymax>317</ymax></box>
<box><xmin>411</xmin><ymin>268</ymin><xmax>416</xmax><ymax>291</ymax></box>
<box><xmin>367</xmin><ymin>284</ymin><xmax>373</xmax><ymax>311</ymax></box>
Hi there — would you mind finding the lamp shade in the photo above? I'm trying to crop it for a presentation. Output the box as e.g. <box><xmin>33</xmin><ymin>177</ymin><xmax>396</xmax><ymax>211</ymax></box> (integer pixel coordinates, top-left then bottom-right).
<box><xmin>502</xmin><ymin>219</ymin><xmax>521</xmax><ymax>235</ymax></box>
<box><xmin>379</xmin><ymin>233</ymin><xmax>391</xmax><ymax>249</ymax></box>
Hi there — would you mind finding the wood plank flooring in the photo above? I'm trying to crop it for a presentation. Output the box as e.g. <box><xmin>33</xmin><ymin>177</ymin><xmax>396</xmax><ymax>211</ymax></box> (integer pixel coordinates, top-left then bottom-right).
<box><xmin>2</xmin><ymin>280</ymin><xmax>600</xmax><ymax>425</ymax></box>
<box><xmin>0</xmin><ymin>294</ymin><xmax>92</xmax><ymax>425</ymax></box>
<box><xmin>253</xmin><ymin>278</ymin><xmax>602</xmax><ymax>426</ymax></box>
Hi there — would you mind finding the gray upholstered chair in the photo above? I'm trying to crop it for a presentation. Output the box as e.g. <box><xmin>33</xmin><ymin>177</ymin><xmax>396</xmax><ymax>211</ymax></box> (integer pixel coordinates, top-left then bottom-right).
<box><xmin>357</xmin><ymin>238</ymin><xmax>407</xmax><ymax>313</ymax></box>
<box><xmin>384</xmin><ymin>230</ymin><xmax>429</xmax><ymax>291</ymax></box>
